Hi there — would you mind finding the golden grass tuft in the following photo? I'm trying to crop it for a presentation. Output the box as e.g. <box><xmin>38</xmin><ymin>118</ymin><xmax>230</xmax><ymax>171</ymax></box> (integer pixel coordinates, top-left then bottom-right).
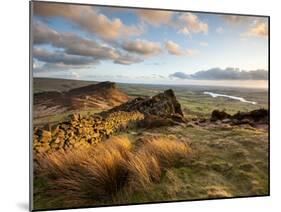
<box><xmin>140</xmin><ymin>137</ymin><xmax>192</xmax><ymax>168</ymax></box>
<box><xmin>101</xmin><ymin>135</ymin><xmax>132</xmax><ymax>159</ymax></box>
<box><xmin>125</xmin><ymin>137</ymin><xmax>191</xmax><ymax>191</ymax></box>
<box><xmin>36</xmin><ymin>136</ymin><xmax>131</xmax><ymax>205</ymax></box>
<box><xmin>206</xmin><ymin>186</ymin><xmax>232</xmax><ymax>198</ymax></box>
<box><xmin>126</xmin><ymin>151</ymin><xmax>161</xmax><ymax>190</ymax></box>
<box><xmin>35</xmin><ymin>135</ymin><xmax>192</xmax><ymax>206</ymax></box>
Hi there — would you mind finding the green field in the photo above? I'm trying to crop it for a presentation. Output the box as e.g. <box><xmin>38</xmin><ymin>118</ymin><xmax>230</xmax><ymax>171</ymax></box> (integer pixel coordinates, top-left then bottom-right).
<box><xmin>118</xmin><ymin>83</ymin><xmax>268</xmax><ymax>119</ymax></box>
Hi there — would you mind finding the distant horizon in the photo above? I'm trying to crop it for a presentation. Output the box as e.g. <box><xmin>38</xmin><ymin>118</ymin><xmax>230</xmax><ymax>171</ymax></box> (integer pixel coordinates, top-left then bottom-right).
<box><xmin>34</xmin><ymin>76</ymin><xmax>268</xmax><ymax>89</ymax></box>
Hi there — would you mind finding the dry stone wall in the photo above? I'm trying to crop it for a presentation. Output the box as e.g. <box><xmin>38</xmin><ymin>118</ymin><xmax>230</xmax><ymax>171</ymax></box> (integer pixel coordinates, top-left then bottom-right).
<box><xmin>33</xmin><ymin>111</ymin><xmax>144</xmax><ymax>154</ymax></box>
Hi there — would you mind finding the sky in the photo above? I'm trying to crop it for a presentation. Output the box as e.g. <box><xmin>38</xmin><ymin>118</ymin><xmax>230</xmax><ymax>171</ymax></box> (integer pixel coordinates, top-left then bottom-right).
<box><xmin>32</xmin><ymin>2</ymin><xmax>269</xmax><ymax>88</ymax></box>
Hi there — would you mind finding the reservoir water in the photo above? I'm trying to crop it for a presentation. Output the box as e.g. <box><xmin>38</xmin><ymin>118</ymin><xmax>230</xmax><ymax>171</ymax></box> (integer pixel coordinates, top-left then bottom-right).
<box><xmin>203</xmin><ymin>91</ymin><xmax>257</xmax><ymax>105</ymax></box>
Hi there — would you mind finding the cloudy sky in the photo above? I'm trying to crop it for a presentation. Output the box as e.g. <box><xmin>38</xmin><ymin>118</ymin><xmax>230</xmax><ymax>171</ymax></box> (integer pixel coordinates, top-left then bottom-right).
<box><xmin>32</xmin><ymin>2</ymin><xmax>269</xmax><ymax>88</ymax></box>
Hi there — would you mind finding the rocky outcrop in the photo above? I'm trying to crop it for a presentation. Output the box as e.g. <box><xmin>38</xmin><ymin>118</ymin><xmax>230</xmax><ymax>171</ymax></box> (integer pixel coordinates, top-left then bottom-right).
<box><xmin>211</xmin><ymin>109</ymin><xmax>269</xmax><ymax>125</ymax></box>
<box><xmin>137</xmin><ymin>115</ymin><xmax>175</xmax><ymax>128</ymax></box>
<box><xmin>107</xmin><ymin>89</ymin><xmax>184</xmax><ymax>122</ymax></box>
<box><xmin>211</xmin><ymin>110</ymin><xmax>231</xmax><ymax>122</ymax></box>
<box><xmin>232</xmin><ymin>109</ymin><xmax>268</xmax><ymax>123</ymax></box>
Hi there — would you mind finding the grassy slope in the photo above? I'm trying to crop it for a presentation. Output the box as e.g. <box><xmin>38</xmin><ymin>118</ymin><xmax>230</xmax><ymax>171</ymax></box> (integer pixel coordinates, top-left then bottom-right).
<box><xmin>33</xmin><ymin>108</ymin><xmax>103</xmax><ymax>126</ymax></box>
<box><xmin>34</xmin><ymin>125</ymin><xmax>268</xmax><ymax>209</ymax></box>
<box><xmin>121</xmin><ymin>125</ymin><xmax>268</xmax><ymax>203</ymax></box>
<box><xmin>33</xmin><ymin>78</ymin><xmax>269</xmax><ymax>209</ymax></box>
<box><xmin>119</xmin><ymin>82</ymin><xmax>269</xmax><ymax>202</ymax></box>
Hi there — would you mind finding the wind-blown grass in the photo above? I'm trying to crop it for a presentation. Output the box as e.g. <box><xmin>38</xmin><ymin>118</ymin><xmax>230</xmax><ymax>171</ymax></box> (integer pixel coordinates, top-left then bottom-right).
<box><xmin>126</xmin><ymin>151</ymin><xmax>162</xmax><ymax>190</ymax></box>
<box><xmin>35</xmin><ymin>136</ymin><xmax>132</xmax><ymax>206</ymax></box>
<box><xmin>139</xmin><ymin>138</ymin><xmax>192</xmax><ymax>168</ymax></box>
<box><xmin>34</xmin><ymin>136</ymin><xmax>191</xmax><ymax>208</ymax></box>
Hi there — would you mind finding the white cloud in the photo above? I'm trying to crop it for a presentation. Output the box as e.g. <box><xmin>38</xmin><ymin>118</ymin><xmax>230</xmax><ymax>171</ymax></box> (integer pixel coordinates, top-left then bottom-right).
<box><xmin>137</xmin><ymin>10</ymin><xmax>174</xmax><ymax>26</ymax></box>
<box><xmin>165</xmin><ymin>40</ymin><xmax>198</xmax><ymax>56</ymax></box>
<box><xmin>122</xmin><ymin>39</ymin><xmax>162</xmax><ymax>56</ymax></box>
<box><xmin>186</xmin><ymin>49</ymin><xmax>199</xmax><ymax>56</ymax></box>
<box><xmin>221</xmin><ymin>15</ymin><xmax>252</xmax><ymax>25</ymax></box>
<box><xmin>178</xmin><ymin>13</ymin><xmax>208</xmax><ymax>35</ymax></box>
<box><xmin>33</xmin><ymin>21</ymin><xmax>145</xmax><ymax>71</ymax></box>
<box><xmin>170</xmin><ymin>68</ymin><xmax>268</xmax><ymax>80</ymax></box>
<box><xmin>33</xmin><ymin>47</ymin><xmax>95</xmax><ymax>65</ymax></box>
<box><xmin>34</xmin><ymin>2</ymin><xmax>145</xmax><ymax>40</ymax></box>
<box><xmin>243</xmin><ymin>21</ymin><xmax>268</xmax><ymax>38</ymax></box>
<box><xmin>177</xmin><ymin>27</ymin><xmax>190</xmax><ymax>36</ymax></box>
<box><xmin>165</xmin><ymin>40</ymin><xmax>185</xmax><ymax>55</ymax></box>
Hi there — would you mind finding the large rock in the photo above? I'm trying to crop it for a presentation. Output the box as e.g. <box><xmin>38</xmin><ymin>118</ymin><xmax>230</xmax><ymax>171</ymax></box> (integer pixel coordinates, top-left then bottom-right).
<box><xmin>232</xmin><ymin>109</ymin><xmax>268</xmax><ymax>123</ymax></box>
<box><xmin>210</xmin><ymin>108</ymin><xmax>269</xmax><ymax>125</ymax></box>
<box><xmin>108</xmin><ymin>89</ymin><xmax>184</xmax><ymax>121</ymax></box>
<box><xmin>137</xmin><ymin>115</ymin><xmax>175</xmax><ymax>128</ymax></box>
<box><xmin>211</xmin><ymin>110</ymin><xmax>231</xmax><ymax>121</ymax></box>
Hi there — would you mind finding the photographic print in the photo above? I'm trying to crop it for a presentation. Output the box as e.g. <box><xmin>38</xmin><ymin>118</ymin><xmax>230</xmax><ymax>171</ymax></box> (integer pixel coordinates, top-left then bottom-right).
<box><xmin>30</xmin><ymin>1</ymin><xmax>269</xmax><ymax>210</ymax></box>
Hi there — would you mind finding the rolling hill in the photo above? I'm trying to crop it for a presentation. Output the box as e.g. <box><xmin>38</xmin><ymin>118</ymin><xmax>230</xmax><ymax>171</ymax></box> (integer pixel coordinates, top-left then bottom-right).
<box><xmin>34</xmin><ymin>81</ymin><xmax>129</xmax><ymax>118</ymax></box>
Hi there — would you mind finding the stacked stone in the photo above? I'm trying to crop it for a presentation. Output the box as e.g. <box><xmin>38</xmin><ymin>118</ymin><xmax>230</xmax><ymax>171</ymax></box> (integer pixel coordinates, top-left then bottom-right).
<box><xmin>33</xmin><ymin>111</ymin><xmax>144</xmax><ymax>154</ymax></box>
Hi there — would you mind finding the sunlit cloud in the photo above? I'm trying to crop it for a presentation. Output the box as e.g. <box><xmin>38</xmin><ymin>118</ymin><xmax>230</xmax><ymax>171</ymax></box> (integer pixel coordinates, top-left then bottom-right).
<box><xmin>165</xmin><ymin>40</ymin><xmax>197</xmax><ymax>56</ymax></box>
<box><xmin>34</xmin><ymin>2</ymin><xmax>145</xmax><ymax>40</ymax></box>
<box><xmin>33</xmin><ymin>21</ymin><xmax>144</xmax><ymax>69</ymax></box>
<box><xmin>178</xmin><ymin>13</ymin><xmax>208</xmax><ymax>34</ymax></box>
<box><xmin>137</xmin><ymin>9</ymin><xmax>174</xmax><ymax>26</ymax></box>
<box><xmin>243</xmin><ymin>21</ymin><xmax>268</xmax><ymax>38</ymax></box>
<box><xmin>121</xmin><ymin>39</ymin><xmax>162</xmax><ymax>56</ymax></box>
<box><xmin>220</xmin><ymin>15</ymin><xmax>252</xmax><ymax>25</ymax></box>
<box><xmin>221</xmin><ymin>14</ymin><xmax>268</xmax><ymax>39</ymax></box>
<box><xmin>165</xmin><ymin>40</ymin><xmax>185</xmax><ymax>55</ymax></box>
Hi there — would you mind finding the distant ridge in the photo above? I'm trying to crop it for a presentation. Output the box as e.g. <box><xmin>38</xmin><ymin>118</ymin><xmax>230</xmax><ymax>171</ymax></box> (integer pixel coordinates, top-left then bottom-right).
<box><xmin>34</xmin><ymin>81</ymin><xmax>129</xmax><ymax>118</ymax></box>
<box><xmin>33</xmin><ymin>77</ymin><xmax>97</xmax><ymax>93</ymax></box>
